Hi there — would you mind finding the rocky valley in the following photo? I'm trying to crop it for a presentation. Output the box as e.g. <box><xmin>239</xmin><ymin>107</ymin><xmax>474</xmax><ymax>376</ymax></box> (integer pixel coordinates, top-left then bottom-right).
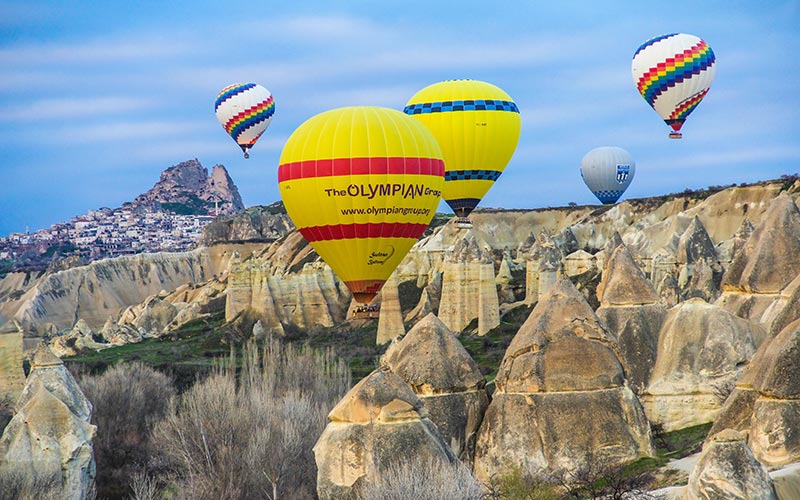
<box><xmin>3</xmin><ymin>176</ymin><xmax>800</xmax><ymax>498</ymax></box>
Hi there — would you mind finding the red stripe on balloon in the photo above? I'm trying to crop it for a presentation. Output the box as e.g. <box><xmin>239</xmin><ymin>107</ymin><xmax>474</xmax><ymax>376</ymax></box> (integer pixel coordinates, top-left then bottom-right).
<box><xmin>298</xmin><ymin>222</ymin><xmax>428</xmax><ymax>242</ymax></box>
<box><xmin>278</xmin><ymin>157</ymin><xmax>445</xmax><ymax>182</ymax></box>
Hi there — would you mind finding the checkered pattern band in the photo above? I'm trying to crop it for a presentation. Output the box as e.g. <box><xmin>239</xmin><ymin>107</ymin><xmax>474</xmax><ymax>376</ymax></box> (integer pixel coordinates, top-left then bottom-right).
<box><xmin>593</xmin><ymin>190</ymin><xmax>623</xmax><ymax>204</ymax></box>
<box><xmin>444</xmin><ymin>169</ymin><xmax>503</xmax><ymax>181</ymax></box>
<box><xmin>403</xmin><ymin>99</ymin><xmax>519</xmax><ymax>114</ymax></box>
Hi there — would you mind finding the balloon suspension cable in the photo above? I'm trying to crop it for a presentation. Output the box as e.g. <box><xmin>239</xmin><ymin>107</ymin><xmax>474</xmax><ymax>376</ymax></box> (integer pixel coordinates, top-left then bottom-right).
<box><xmin>669</xmin><ymin>132</ymin><xmax>683</xmax><ymax>139</ymax></box>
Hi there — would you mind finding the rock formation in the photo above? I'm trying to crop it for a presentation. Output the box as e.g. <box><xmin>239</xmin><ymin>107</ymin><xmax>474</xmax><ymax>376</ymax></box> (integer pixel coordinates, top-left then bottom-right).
<box><xmin>438</xmin><ymin>233</ymin><xmax>499</xmax><ymax>335</ymax></box>
<box><xmin>10</xmin><ymin>249</ymin><xmax>225</xmax><ymax>334</ymax></box>
<box><xmin>676</xmin><ymin>216</ymin><xmax>721</xmax><ymax>301</ymax></box>
<box><xmin>380</xmin><ymin>313</ymin><xmax>489</xmax><ymax>462</ymax></box>
<box><xmin>718</xmin><ymin>194</ymin><xmax>800</xmax><ymax>330</ymax></box>
<box><xmin>710</xmin><ymin>318</ymin><xmax>800</xmax><ymax>466</ymax></box>
<box><xmin>375</xmin><ymin>275</ymin><xmax>404</xmax><ymax>345</ymax></box>
<box><xmin>313</xmin><ymin>368</ymin><xmax>457</xmax><ymax>499</ymax></box>
<box><xmin>686</xmin><ymin>429</ymin><xmax>777</xmax><ymax>500</ymax></box>
<box><xmin>642</xmin><ymin>298</ymin><xmax>761</xmax><ymax>431</ymax></box>
<box><xmin>596</xmin><ymin>243</ymin><xmax>666</xmax><ymax>393</ymax></box>
<box><xmin>523</xmin><ymin>230</ymin><xmax>563</xmax><ymax>305</ymax></box>
<box><xmin>199</xmin><ymin>203</ymin><xmax>294</xmax><ymax>246</ymax></box>
<box><xmin>473</xmin><ymin>278</ymin><xmax>654</xmax><ymax>482</ymax></box>
<box><xmin>132</xmin><ymin>159</ymin><xmax>244</xmax><ymax>216</ymax></box>
<box><xmin>50</xmin><ymin>318</ymin><xmax>109</xmax><ymax>357</ymax></box>
<box><xmin>0</xmin><ymin>321</ymin><xmax>25</xmax><ymax>403</ymax></box>
<box><xmin>0</xmin><ymin>344</ymin><xmax>96</xmax><ymax>500</ymax></box>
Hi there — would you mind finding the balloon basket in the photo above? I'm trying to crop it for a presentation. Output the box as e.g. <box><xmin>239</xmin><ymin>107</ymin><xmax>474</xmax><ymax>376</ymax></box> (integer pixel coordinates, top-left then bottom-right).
<box><xmin>351</xmin><ymin>304</ymin><xmax>380</xmax><ymax>320</ymax></box>
<box><xmin>454</xmin><ymin>217</ymin><xmax>473</xmax><ymax>229</ymax></box>
<box><xmin>669</xmin><ymin>132</ymin><xmax>682</xmax><ymax>139</ymax></box>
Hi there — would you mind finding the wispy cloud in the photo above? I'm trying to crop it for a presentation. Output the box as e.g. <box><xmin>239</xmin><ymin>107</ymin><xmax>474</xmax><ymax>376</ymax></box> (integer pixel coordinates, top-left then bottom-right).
<box><xmin>0</xmin><ymin>96</ymin><xmax>154</xmax><ymax>121</ymax></box>
<box><xmin>0</xmin><ymin>36</ymin><xmax>191</xmax><ymax>65</ymax></box>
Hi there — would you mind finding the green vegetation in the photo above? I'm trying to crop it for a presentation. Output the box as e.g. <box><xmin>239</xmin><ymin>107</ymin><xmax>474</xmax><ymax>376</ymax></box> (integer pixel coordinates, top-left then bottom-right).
<box><xmin>160</xmin><ymin>194</ymin><xmax>214</xmax><ymax>215</ymax></box>
<box><xmin>458</xmin><ymin>304</ymin><xmax>533</xmax><ymax>381</ymax></box>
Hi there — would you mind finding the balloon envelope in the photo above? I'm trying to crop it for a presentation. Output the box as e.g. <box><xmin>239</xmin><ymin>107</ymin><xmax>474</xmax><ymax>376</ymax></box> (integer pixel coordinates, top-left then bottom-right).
<box><xmin>215</xmin><ymin>83</ymin><xmax>275</xmax><ymax>157</ymax></box>
<box><xmin>278</xmin><ymin>106</ymin><xmax>445</xmax><ymax>303</ymax></box>
<box><xmin>404</xmin><ymin>79</ymin><xmax>521</xmax><ymax>218</ymax></box>
<box><xmin>631</xmin><ymin>33</ymin><xmax>716</xmax><ymax>138</ymax></box>
<box><xmin>580</xmin><ymin>146</ymin><xmax>636</xmax><ymax>204</ymax></box>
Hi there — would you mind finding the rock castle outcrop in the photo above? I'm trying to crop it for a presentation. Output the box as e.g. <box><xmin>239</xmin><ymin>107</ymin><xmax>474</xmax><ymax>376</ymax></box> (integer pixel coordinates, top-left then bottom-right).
<box><xmin>132</xmin><ymin>159</ymin><xmax>244</xmax><ymax>216</ymax></box>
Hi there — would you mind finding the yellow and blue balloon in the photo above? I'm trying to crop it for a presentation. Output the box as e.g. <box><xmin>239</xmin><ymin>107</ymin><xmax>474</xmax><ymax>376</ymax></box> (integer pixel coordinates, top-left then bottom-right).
<box><xmin>404</xmin><ymin>79</ymin><xmax>521</xmax><ymax>220</ymax></box>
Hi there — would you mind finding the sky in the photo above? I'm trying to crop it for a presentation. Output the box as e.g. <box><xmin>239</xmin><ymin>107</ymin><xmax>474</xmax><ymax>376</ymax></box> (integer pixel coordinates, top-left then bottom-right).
<box><xmin>1</xmin><ymin>1</ymin><xmax>799</xmax><ymax>235</ymax></box>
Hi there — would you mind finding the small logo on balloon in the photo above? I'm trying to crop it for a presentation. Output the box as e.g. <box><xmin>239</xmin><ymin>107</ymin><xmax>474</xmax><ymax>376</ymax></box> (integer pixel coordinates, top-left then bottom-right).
<box><xmin>616</xmin><ymin>164</ymin><xmax>630</xmax><ymax>184</ymax></box>
<box><xmin>368</xmin><ymin>246</ymin><xmax>395</xmax><ymax>265</ymax></box>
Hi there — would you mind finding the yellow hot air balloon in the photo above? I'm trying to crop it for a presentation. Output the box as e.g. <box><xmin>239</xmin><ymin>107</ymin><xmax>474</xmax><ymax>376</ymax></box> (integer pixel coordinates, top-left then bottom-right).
<box><xmin>278</xmin><ymin>106</ymin><xmax>444</xmax><ymax>304</ymax></box>
<box><xmin>404</xmin><ymin>79</ymin><xmax>521</xmax><ymax>226</ymax></box>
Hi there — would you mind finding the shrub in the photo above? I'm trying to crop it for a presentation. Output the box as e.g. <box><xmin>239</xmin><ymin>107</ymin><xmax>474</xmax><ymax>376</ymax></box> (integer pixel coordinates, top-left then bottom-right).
<box><xmin>0</xmin><ymin>466</ymin><xmax>62</xmax><ymax>500</ymax></box>
<box><xmin>356</xmin><ymin>456</ymin><xmax>483</xmax><ymax>500</ymax></box>
<box><xmin>79</xmin><ymin>362</ymin><xmax>176</xmax><ymax>499</ymax></box>
<box><xmin>151</xmin><ymin>338</ymin><xmax>351</xmax><ymax>500</ymax></box>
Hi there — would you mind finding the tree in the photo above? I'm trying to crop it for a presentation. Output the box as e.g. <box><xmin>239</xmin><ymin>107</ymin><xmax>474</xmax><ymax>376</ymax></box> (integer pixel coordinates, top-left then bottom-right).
<box><xmin>151</xmin><ymin>339</ymin><xmax>351</xmax><ymax>500</ymax></box>
<box><xmin>79</xmin><ymin>362</ymin><xmax>176</xmax><ymax>499</ymax></box>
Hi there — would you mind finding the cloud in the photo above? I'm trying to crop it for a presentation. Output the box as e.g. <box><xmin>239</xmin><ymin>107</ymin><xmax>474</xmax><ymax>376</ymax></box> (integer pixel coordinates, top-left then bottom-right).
<box><xmin>41</xmin><ymin>119</ymin><xmax>208</xmax><ymax>144</ymax></box>
<box><xmin>0</xmin><ymin>96</ymin><xmax>154</xmax><ymax>121</ymax></box>
<box><xmin>0</xmin><ymin>35</ymin><xmax>191</xmax><ymax>66</ymax></box>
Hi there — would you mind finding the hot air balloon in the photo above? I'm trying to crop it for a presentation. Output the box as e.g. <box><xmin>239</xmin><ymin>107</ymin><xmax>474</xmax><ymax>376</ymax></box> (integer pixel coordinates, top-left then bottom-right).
<box><xmin>404</xmin><ymin>79</ymin><xmax>521</xmax><ymax>227</ymax></box>
<box><xmin>278</xmin><ymin>106</ymin><xmax>444</xmax><ymax>306</ymax></box>
<box><xmin>580</xmin><ymin>146</ymin><xmax>636</xmax><ymax>204</ymax></box>
<box><xmin>215</xmin><ymin>83</ymin><xmax>275</xmax><ymax>158</ymax></box>
<box><xmin>632</xmin><ymin>33</ymin><xmax>716</xmax><ymax>139</ymax></box>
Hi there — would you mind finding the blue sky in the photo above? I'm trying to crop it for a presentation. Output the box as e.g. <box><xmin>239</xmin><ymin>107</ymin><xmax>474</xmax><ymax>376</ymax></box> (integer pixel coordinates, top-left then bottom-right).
<box><xmin>1</xmin><ymin>1</ymin><xmax>798</xmax><ymax>235</ymax></box>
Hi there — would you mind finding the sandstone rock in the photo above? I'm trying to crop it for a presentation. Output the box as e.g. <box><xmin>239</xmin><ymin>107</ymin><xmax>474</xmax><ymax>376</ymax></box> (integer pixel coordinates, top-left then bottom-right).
<box><xmin>11</xmin><ymin>249</ymin><xmax>225</xmax><ymax>334</ymax></box>
<box><xmin>199</xmin><ymin>203</ymin><xmax>294</xmax><ymax>245</ymax></box>
<box><xmin>381</xmin><ymin>313</ymin><xmax>488</xmax><ymax>461</ymax></box>
<box><xmin>438</xmin><ymin>233</ymin><xmax>499</xmax><ymax>335</ymax></box>
<box><xmin>563</xmin><ymin>249</ymin><xmax>596</xmax><ymax>277</ymax></box>
<box><xmin>132</xmin><ymin>159</ymin><xmax>243</xmax><ymax>216</ymax></box>
<box><xmin>642</xmin><ymin>298</ymin><xmax>760</xmax><ymax>431</ymax></box>
<box><xmin>0</xmin><ymin>321</ymin><xmax>25</xmax><ymax>404</ymax></box>
<box><xmin>709</xmin><ymin>319</ymin><xmax>800</xmax><ymax>466</ymax></box>
<box><xmin>597</xmin><ymin>244</ymin><xmax>660</xmax><ymax>306</ymax></box>
<box><xmin>226</xmin><ymin>253</ymin><xmax>350</xmax><ymax>334</ymax></box>
<box><xmin>596</xmin><ymin>243</ymin><xmax>666</xmax><ymax>393</ymax></box>
<box><xmin>676</xmin><ymin>216</ymin><xmax>717</xmax><ymax>266</ymax></box>
<box><xmin>314</xmin><ymin>369</ymin><xmax>457</xmax><ymax>499</ymax></box>
<box><xmin>657</xmin><ymin>273</ymin><xmax>682</xmax><ymax>308</ymax></box>
<box><xmin>686</xmin><ymin>429</ymin><xmax>777</xmax><ymax>500</ymax></box>
<box><xmin>376</xmin><ymin>275</ymin><xmax>404</xmax><ymax>345</ymax></box>
<box><xmin>722</xmin><ymin>194</ymin><xmax>800</xmax><ymax>294</ymax></box>
<box><xmin>473</xmin><ymin>278</ymin><xmax>653</xmax><ymax>482</ymax></box>
<box><xmin>0</xmin><ymin>344</ymin><xmax>96</xmax><ymax>500</ymax></box>
<box><xmin>404</xmin><ymin>275</ymin><xmax>440</xmax><ymax>324</ymax></box>
<box><xmin>130</xmin><ymin>296</ymin><xmax>178</xmax><ymax>335</ymax></box>
<box><xmin>651</xmin><ymin>249</ymin><xmax>679</xmax><ymax>295</ymax></box>
<box><xmin>50</xmin><ymin>319</ymin><xmax>109</xmax><ymax>357</ymax></box>
<box><xmin>524</xmin><ymin>231</ymin><xmax>563</xmax><ymax>305</ymax></box>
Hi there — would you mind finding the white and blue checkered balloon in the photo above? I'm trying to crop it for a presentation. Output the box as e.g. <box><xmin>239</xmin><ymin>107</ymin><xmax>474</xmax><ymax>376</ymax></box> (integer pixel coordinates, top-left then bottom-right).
<box><xmin>580</xmin><ymin>146</ymin><xmax>636</xmax><ymax>205</ymax></box>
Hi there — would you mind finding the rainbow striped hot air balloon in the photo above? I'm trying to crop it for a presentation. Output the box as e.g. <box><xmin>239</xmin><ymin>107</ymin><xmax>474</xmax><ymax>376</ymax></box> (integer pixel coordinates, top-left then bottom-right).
<box><xmin>404</xmin><ymin>79</ymin><xmax>521</xmax><ymax>226</ymax></box>
<box><xmin>632</xmin><ymin>33</ymin><xmax>716</xmax><ymax>139</ymax></box>
<box><xmin>278</xmin><ymin>106</ymin><xmax>444</xmax><ymax>304</ymax></box>
<box><xmin>215</xmin><ymin>83</ymin><xmax>275</xmax><ymax>158</ymax></box>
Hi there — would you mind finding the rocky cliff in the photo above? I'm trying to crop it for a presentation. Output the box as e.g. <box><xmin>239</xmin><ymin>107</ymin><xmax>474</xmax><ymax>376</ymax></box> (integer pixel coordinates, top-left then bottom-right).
<box><xmin>132</xmin><ymin>159</ymin><xmax>244</xmax><ymax>216</ymax></box>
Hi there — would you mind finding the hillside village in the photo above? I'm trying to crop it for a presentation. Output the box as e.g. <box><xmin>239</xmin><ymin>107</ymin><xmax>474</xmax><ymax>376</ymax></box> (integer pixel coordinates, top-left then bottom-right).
<box><xmin>0</xmin><ymin>160</ymin><xmax>243</xmax><ymax>270</ymax></box>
